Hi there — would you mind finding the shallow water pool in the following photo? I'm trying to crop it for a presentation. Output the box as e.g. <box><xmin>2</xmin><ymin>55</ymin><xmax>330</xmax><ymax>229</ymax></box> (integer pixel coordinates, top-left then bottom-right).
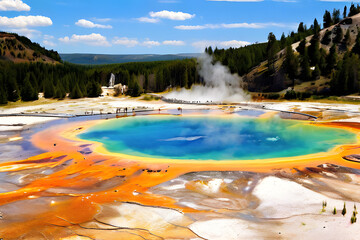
<box><xmin>78</xmin><ymin>116</ymin><xmax>357</xmax><ymax>160</ymax></box>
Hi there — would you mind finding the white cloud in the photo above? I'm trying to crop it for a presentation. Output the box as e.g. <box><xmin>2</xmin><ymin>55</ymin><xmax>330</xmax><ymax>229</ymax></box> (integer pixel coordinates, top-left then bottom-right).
<box><xmin>175</xmin><ymin>25</ymin><xmax>206</xmax><ymax>30</ymax></box>
<box><xmin>91</xmin><ymin>17</ymin><xmax>111</xmax><ymax>23</ymax></box>
<box><xmin>43</xmin><ymin>40</ymin><xmax>56</xmax><ymax>47</ymax></box>
<box><xmin>176</xmin><ymin>22</ymin><xmax>294</xmax><ymax>30</ymax></box>
<box><xmin>75</xmin><ymin>19</ymin><xmax>112</xmax><ymax>29</ymax></box>
<box><xmin>163</xmin><ymin>40</ymin><xmax>185</xmax><ymax>46</ymax></box>
<box><xmin>149</xmin><ymin>10</ymin><xmax>195</xmax><ymax>20</ymax></box>
<box><xmin>219</xmin><ymin>40</ymin><xmax>250</xmax><ymax>48</ymax></box>
<box><xmin>0</xmin><ymin>0</ymin><xmax>30</xmax><ymax>11</ymax></box>
<box><xmin>43</xmin><ymin>34</ymin><xmax>54</xmax><ymax>40</ymax></box>
<box><xmin>8</xmin><ymin>28</ymin><xmax>40</xmax><ymax>38</ymax></box>
<box><xmin>192</xmin><ymin>40</ymin><xmax>250</xmax><ymax>50</ymax></box>
<box><xmin>319</xmin><ymin>0</ymin><xmax>359</xmax><ymax>1</ymax></box>
<box><xmin>0</xmin><ymin>15</ymin><xmax>52</xmax><ymax>28</ymax></box>
<box><xmin>136</xmin><ymin>17</ymin><xmax>160</xmax><ymax>23</ymax></box>
<box><xmin>59</xmin><ymin>33</ymin><xmax>110</xmax><ymax>46</ymax></box>
<box><xmin>113</xmin><ymin>37</ymin><xmax>139</xmax><ymax>47</ymax></box>
<box><xmin>142</xmin><ymin>40</ymin><xmax>161</xmax><ymax>47</ymax></box>
<box><xmin>42</xmin><ymin>35</ymin><xmax>56</xmax><ymax>47</ymax></box>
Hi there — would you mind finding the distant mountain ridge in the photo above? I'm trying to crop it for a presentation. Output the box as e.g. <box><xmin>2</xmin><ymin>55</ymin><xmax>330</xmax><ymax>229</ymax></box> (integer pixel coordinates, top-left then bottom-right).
<box><xmin>60</xmin><ymin>53</ymin><xmax>201</xmax><ymax>65</ymax></box>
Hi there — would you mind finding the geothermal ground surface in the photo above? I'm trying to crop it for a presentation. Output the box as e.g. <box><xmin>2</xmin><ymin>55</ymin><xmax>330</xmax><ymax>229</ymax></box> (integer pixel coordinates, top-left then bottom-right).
<box><xmin>1</xmin><ymin>101</ymin><xmax>360</xmax><ymax>239</ymax></box>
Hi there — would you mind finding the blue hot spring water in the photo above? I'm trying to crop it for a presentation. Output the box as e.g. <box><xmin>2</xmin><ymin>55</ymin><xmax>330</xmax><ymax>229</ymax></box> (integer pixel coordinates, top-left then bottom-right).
<box><xmin>78</xmin><ymin>116</ymin><xmax>357</xmax><ymax>160</ymax></box>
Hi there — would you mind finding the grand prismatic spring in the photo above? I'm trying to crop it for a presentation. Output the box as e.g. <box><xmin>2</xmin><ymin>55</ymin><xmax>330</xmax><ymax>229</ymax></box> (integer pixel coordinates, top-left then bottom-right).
<box><xmin>1</xmin><ymin>109</ymin><xmax>360</xmax><ymax>239</ymax></box>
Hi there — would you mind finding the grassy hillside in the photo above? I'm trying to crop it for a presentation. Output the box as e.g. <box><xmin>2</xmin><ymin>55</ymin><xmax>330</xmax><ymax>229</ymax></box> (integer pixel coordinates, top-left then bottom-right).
<box><xmin>0</xmin><ymin>32</ymin><xmax>61</xmax><ymax>64</ymax></box>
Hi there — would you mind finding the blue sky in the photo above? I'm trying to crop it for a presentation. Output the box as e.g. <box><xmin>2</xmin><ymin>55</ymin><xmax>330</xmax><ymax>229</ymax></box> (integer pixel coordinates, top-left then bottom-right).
<box><xmin>0</xmin><ymin>0</ymin><xmax>357</xmax><ymax>54</ymax></box>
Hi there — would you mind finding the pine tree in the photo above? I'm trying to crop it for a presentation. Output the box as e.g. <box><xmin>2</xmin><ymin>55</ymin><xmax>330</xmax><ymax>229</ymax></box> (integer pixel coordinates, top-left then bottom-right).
<box><xmin>54</xmin><ymin>83</ymin><xmax>66</xmax><ymax>99</ymax></box>
<box><xmin>323</xmin><ymin>10</ymin><xmax>333</xmax><ymax>28</ymax></box>
<box><xmin>333</xmin><ymin>26</ymin><xmax>343</xmax><ymax>44</ymax></box>
<box><xmin>352</xmin><ymin>31</ymin><xmax>360</xmax><ymax>55</ymax></box>
<box><xmin>5</xmin><ymin>69</ymin><xmax>20</xmax><ymax>102</ymax></box>
<box><xmin>0</xmin><ymin>85</ymin><xmax>7</xmax><ymax>104</ymax></box>
<box><xmin>309</xmin><ymin>33</ymin><xmax>321</xmax><ymax>66</ymax></box>
<box><xmin>312</xmin><ymin>65</ymin><xmax>321</xmax><ymax>80</ymax></box>
<box><xmin>144</xmin><ymin>72</ymin><xmax>149</xmax><ymax>92</ymax></box>
<box><xmin>349</xmin><ymin>4</ymin><xmax>360</xmax><ymax>17</ymax></box>
<box><xmin>296</xmin><ymin>39</ymin><xmax>306</xmax><ymax>56</ymax></box>
<box><xmin>207</xmin><ymin>46</ymin><xmax>213</xmax><ymax>55</ymax></box>
<box><xmin>280</xmin><ymin>33</ymin><xmax>286</xmax><ymax>49</ymax></box>
<box><xmin>343</xmin><ymin>6</ymin><xmax>347</xmax><ymax>19</ymax></box>
<box><xmin>319</xmin><ymin>48</ymin><xmax>328</xmax><ymax>73</ymax></box>
<box><xmin>313</xmin><ymin>18</ymin><xmax>320</xmax><ymax>34</ymax></box>
<box><xmin>298</xmin><ymin>22</ymin><xmax>305</xmax><ymax>33</ymax></box>
<box><xmin>155</xmin><ymin>69</ymin><xmax>163</xmax><ymax>92</ymax></box>
<box><xmin>128</xmin><ymin>74</ymin><xmax>142</xmax><ymax>97</ymax></box>
<box><xmin>183</xmin><ymin>66</ymin><xmax>189</xmax><ymax>88</ymax></box>
<box><xmin>0</xmin><ymin>75</ymin><xmax>7</xmax><ymax>104</ymax></box>
<box><xmin>343</xmin><ymin>29</ymin><xmax>351</xmax><ymax>47</ymax></box>
<box><xmin>326</xmin><ymin>44</ymin><xmax>338</xmax><ymax>75</ymax></box>
<box><xmin>283</xmin><ymin>45</ymin><xmax>299</xmax><ymax>81</ymax></box>
<box><xmin>86</xmin><ymin>80</ymin><xmax>102</xmax><ymax>98</ymax></box>
<box><xmin>69</xmin><ymin>83</ymin><xmax>83</xmax><ymax>99</ymax></box>
<box><xmin>300</xmin><ymin>49</ymin><xmax>311</xmax><ymax>81</ymax></box>
<box><xmin>44</xmin><ymin>79</ymin><xmax>55</xmax><ymax>98</ymax></box>
<box><xmin>123</xmin><ymin>70</ymin><xmax>130</xmax><ymax>86</ymax></box>
<box><xmin>21</xmin><ymin>74</ymin><xmax>38</xmax><ymax>101</ymax></box>
<box><xmin>267</xmin><ymin>32</ymin><xmax>279</xmax><ymax>74</ymax></box>
<box><xmin>321</xmin><ymin>30</ymin><xmax>332</xmax><ymax>45</ymax></box>
<box><xmin>332</xmin><ymin>9</ymin><xmax>340</xmax><ymax>24</ymax></box>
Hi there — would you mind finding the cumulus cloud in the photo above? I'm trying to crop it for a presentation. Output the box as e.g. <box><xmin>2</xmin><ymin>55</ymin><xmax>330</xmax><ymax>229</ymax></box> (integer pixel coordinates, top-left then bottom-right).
<box><xmin>136</xmin><ymin>17</ymin><xmax>160</xmax><ymax>23</ymax></box>
<box><xmin>176</xmin><ymin>22</ymin><xmax>293</xmax><ymax>30</ymax></box>
<box><xmin>163</xmin><ymin>40</ymin><xmax>185</xmax><ymax>46</ymax></box>
<box><xmin>42</xmin><ymin>34</ymin><xmax>56</xmax><ymax>47</ymax></box>
<box><xmin>75</xmin><ymin>19</ymin><xmax>112</xmax><ymax>29</ymax></box>
<box><xmin>112</xmin><ymin>37</ymin><xmax>139</xmax><ymax>47</ymax></box>
<box><xmin>0</xmin><ymin>0</ymin><xmax>30</xmax><ymax>11</ymax></box>
<box><xmin>59</xmin><ymin>33</ymin><xmax>110</xmax><ymax>46</ymax></box>
<box><xmin>149</xmin><ymin>10</ymin><xmax>195</xmax><ymax>20</ymax></box>
<box><xmin>0</xmin><ymin>15</ymin><xmax>52</xmax><ymax>28</ymax></box>
<box><xmin>43</xmin><ymin>40</ymin><xmax>56</xmax><ymax>47</ymax></box>
<box><xmin>7</xmin><ymin>28</ymin><xmax>40</xmax><ymax>38</ymax></box>
<box><xmin>192</xmin><ymin>40</ymin><xmax>250</xmax><ymax>50</ymax></box>
<box><xmin>142</xmin><ymin>40</ymin><xmax>161</xmax><ymax>47</ymax></box>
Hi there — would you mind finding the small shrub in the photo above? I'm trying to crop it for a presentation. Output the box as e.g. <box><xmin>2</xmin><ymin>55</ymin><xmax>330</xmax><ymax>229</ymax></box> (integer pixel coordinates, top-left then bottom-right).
<box><xmin>267</xmin><ymin>93</ymin><xmax>280</xmax><ymax>100</ymax></box>
<box><xmin>351</xmin><ymin>215</ymin><xmax>357</xmax><ymax>224</ymax></box>
<box><xmin>342</xmin><ymin>203</ymin><xmax>347</xmax><ymax>216</ymax></box>
<box><xmin>284</xmin><ymin>90</ymin><xmax>297</xmax><ymax>100</ymax></box>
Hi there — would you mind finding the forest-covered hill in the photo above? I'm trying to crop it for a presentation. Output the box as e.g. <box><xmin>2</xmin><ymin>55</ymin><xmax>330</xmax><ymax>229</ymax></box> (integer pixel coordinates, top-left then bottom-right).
<box><xmin>60</xmin><ymin>53</ymin><xmax>200</xmax><ymax>65</ymax></box>
<box><xmin>211</xmin><ymin>3</ymin><xmax>360</xmax><ymax>99</ymax></box>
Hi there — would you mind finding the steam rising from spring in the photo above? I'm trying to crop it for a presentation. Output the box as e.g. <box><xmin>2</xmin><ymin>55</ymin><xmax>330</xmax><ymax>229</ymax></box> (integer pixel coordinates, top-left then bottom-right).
<box><xmin>164</xmin><ymin>53</ymin><xmax>250</xmax><ymax>103</ymax></box>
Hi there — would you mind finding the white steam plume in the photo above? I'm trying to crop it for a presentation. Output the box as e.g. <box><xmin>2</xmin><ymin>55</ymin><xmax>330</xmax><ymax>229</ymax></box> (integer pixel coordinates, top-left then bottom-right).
<box><xmin>164</xmin><ymin>53</ymin><xmax>250</xmax><ymax>103</ymax></box>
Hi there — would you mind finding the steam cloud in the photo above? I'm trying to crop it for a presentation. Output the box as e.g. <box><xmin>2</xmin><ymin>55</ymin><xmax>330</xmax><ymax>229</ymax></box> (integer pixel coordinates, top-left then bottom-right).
<box><xmin>164</xmin><ymin>53</ymin><xmax>250</xmax><ymax>103</ymax></box>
